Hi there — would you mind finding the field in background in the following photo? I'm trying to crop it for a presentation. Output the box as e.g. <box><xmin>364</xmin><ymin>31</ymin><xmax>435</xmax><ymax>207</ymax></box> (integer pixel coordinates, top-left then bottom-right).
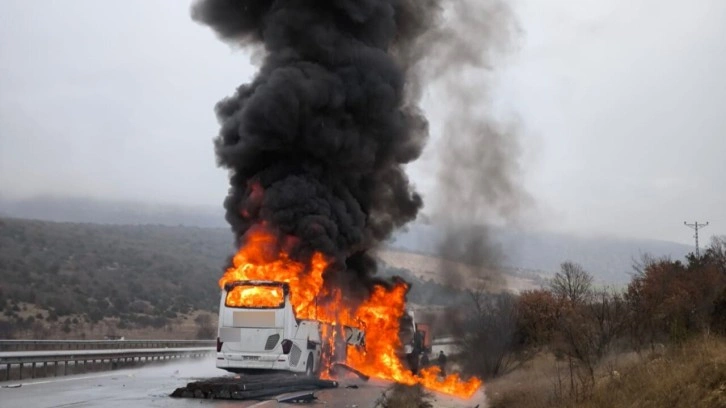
<box><xmin>377</xmin><ymin>249</ymin><xmax>541</xmax><ymax>293</ymax></box>
<box><xmin>486</xmin><ymin>335</ymin><xmax>726</xmax><ymax>408</ymax></box>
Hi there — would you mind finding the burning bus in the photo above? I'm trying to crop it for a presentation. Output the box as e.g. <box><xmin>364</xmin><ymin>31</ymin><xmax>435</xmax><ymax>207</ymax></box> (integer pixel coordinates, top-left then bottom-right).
<box><xmin>216</xmin><ymin>280</ymin><xmax>321</xmax><ymax>375</ymax></box>
<box><xmin>216</xmin><ymin>280</ymin><xmax>364</xmax><ymax>376</ymax></box>
<box><xmin>193</xmin><ymin>0</ymin><xmax>484</xmax><ymax>394</ymax></box>
<box><xmin>212</xmin><ymin>228</ymin><xmax>481</xmax><ymax>396</ymax></box>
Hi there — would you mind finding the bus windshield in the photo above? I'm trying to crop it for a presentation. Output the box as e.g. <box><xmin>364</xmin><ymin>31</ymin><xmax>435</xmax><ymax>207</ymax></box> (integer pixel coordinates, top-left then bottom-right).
<box><xmin>225</xmin><ymin>284</ymin><xmax>285</xmax><ymax>309</ymax></box>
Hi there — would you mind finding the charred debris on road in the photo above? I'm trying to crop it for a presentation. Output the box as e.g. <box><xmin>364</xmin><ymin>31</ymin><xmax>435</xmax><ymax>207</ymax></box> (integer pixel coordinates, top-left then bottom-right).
<box><xmin>170</xmin><ymin>360</ymin><xmax>371</xmax><ymax>401</ymax></box>
<box><xmin>170</xmin><ymin>373</ymin><xmax>338</xmax><ymax>401</ymax></box>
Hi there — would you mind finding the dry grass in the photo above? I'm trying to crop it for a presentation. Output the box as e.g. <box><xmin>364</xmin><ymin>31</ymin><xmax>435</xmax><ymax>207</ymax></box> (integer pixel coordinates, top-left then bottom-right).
<box><xmin>487</xmin><ymin>336</ymin><xmax>726</xmax><ymax>408</ymax></box>
<box><xmin>485</xmin><ymin>352</ymin><xmax>562</xmax><ymax>408</ymax></box>
<box><xmin>374</xmin><ymin>384</ymin><xmax>434</xmax><ymax>408</ymax></box>
<box><xmin>584</xmin><ymin>336</ymin><xmax>726</xmax><ymax>408</ymax></box>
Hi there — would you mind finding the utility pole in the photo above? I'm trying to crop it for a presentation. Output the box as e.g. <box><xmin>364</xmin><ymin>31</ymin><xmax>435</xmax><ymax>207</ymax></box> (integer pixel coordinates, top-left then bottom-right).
<box><xmin>684</xmin><ymin>221</ymin><xmax>709</xmax><ymax>257</ymax></box>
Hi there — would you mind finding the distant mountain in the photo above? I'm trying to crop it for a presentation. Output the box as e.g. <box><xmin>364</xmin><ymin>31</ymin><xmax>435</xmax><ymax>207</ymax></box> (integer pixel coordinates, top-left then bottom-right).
<box><xmin>389</xmin><ymin>223</ymin><xmax>693</xmax><ymax>284</ymax></box>
<box><xmin>0</xmin><ymin>196</ymin><xmax>694</xmax><ymax>284</ymax></box>
<box><xmin>0</xmin><ymin>195</ymin><xmax>227</xmax><ymax>228</ymax></box>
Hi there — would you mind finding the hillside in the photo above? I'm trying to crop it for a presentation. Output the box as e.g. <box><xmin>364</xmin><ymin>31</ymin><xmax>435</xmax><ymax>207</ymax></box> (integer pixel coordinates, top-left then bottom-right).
<box><xmin>0</xmin><ymin>197</ymin><xmax>697</xmax><ymax>283</ymax></box>
<box><xmin>0</xmin><ymin>195</ymin><xmax>226</xmax><ymax>228</ymax></box>
<box><xmin>0</xmin><ymin>217</ymin><xmax>473</xmax><ymax>338</ymax></box>
<box><xmin>0</xmin><ymin>218</ymin><xmax>235</xmax><ymax>337</ymax></box>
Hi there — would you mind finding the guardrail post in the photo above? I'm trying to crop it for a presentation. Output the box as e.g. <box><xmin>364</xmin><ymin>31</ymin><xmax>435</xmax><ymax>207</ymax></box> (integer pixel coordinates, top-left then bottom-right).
<box><xmin>31</xmin><ymin>362</ymin><xmax>36</xmax><ymax>379</ymax></box>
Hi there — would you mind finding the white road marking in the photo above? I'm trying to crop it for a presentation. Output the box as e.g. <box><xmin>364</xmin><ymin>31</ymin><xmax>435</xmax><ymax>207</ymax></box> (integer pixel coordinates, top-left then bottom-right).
<box><xmin>247</xmin><ymin>400</ymin><xmax>274</xmax><ymax>407</ymax></box>
<box><xmin>5</xmin><ymin>372</ymin><xmax>121</xmax><ymax>387</ymax></box>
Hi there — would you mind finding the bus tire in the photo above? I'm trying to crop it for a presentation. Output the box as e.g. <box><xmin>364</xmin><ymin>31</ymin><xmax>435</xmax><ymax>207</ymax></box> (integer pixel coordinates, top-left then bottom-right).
<box><xmin>305</xmin><ymin>354</ymin><xmax>315</xmax><ymax>377</ymax></box>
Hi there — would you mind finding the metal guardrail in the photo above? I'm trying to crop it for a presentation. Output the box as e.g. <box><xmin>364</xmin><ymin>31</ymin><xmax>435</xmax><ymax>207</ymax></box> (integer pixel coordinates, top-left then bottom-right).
<box><xmin>0</xmin><ymin>339</ymin><xmax>215</xmax><ymax>352</ymax></box>
<box><xmin>0</xmin><ymin>346</ymin><xmax>215</xmax><ymax>382</ymax></box>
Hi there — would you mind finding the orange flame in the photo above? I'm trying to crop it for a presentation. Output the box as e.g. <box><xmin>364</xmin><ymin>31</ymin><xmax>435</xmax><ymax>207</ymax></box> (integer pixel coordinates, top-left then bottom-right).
<box><xmin>225</xmin><ymin>285</ymin><xmax>284</xmax><ymax>308</ymax></box>
<box><xmin>218</xmin><ymin>227</ymin><xmax>482</xmax><ymax>398</ymax></box>
<box><xmin>219</xmin><ymin>227</ymin><xmax>326</xmax><ymax>318</ymax></box>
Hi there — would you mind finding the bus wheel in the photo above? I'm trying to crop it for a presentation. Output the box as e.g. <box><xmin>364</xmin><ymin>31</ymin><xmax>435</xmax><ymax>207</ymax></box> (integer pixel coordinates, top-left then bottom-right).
<box><xmin>305</xmin><ymin>354</ymin><xmax>315</xmax><ymax>377</ymax></box>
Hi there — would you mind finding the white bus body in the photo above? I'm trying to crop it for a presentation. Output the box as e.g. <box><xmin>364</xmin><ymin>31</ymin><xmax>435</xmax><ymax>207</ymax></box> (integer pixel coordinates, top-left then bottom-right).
<box><xmin>216</xmin><ymin>280</ymin><xmax>323</xmax><ymax>375</ymax></box>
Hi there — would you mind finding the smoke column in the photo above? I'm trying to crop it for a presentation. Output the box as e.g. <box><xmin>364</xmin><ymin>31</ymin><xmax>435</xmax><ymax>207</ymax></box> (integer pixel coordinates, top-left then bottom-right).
<box><xmin>191</xmin><ymin>0</ymin><xmax>444</xmax><ymax>293</ymax></box>
<box><xmin>424</xmin><ymin>1</ymin><xmax>528</xmax><ymax>287</ymax></box>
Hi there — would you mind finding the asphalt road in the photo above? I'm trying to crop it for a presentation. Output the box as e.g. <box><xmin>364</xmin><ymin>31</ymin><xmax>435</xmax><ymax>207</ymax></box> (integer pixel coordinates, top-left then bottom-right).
<box><xmin>0</xmin><ymin>357</ymin><xmax>391</xmax><ymax>408</ymax></box>
<box><xmin>0</xmin><ymin>357</ymin><xmax>486</xmax><ymax>407</ymax></box>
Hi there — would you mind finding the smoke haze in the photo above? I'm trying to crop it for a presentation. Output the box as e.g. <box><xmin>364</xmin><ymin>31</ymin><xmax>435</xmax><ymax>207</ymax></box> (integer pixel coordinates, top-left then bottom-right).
<box><xmin>420</xmin><ymin>1</ymin><xmax>529</xmax><ymax>286</ymax></box>
<box><xmin>191</xmin><ymin>0</ymin><xmax>449</xmax><ymax>293</ymax></box>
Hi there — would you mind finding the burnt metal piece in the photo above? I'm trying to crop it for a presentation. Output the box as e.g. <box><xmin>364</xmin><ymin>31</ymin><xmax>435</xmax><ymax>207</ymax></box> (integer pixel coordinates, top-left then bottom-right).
<box><xmin>277</xmin><ymin>392</ymin><xmax>317</xmax><ymax>403</ymax></box>
<box><xmin>170</xmin><ymin>374</ymin><xmax>338</xmax><ymax>400</ymax></box>
<box><xmin>330</xmin><ymin>363</ymin><xmax>370</xmax><ymax>381</ymax></box>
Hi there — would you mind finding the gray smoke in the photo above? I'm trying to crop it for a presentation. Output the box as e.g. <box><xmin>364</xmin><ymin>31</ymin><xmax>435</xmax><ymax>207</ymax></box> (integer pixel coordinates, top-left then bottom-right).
<box><xmin>191</xmin><ymin>0</ymin><xmax>447</xmax><ymax>294</ymax></box>
<box><xmin>424</xmin><ymin>1</ymin><xmax>528</xmax><ymax>288</ymax></box>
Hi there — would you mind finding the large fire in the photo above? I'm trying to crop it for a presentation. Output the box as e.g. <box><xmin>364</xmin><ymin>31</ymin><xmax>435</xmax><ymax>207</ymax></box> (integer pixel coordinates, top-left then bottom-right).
<box><xmin>225</xmin><ymin>284</ymin><xmax>284</xmax><ymax>309</ymax></box>
<box><xmin>219</xmin><ymin>227</ymin><xmax>482</xmax><ymax>399</ymax></box>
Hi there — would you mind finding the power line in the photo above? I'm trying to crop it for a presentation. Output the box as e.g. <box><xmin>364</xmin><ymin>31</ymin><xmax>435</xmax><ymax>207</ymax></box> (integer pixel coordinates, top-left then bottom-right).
<box><xmin>684</xmin><ymin>221</ymin><xmax>709</xmax><ymax>257</ymax></box>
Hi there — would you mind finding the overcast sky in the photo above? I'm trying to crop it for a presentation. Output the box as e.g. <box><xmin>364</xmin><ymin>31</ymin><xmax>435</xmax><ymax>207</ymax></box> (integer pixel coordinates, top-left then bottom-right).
<box><xmin>0</xmin><ymin>0</ymin><xmax>724</xmax><ymax>245</ymax></box>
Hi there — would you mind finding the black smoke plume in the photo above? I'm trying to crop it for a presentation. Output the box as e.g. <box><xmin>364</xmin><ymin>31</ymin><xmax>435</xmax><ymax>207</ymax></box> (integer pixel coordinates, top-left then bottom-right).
<box><xmin>191</xmin><ymin>0</ymin><xmax>441</xmax><ymax>293</ymax></box>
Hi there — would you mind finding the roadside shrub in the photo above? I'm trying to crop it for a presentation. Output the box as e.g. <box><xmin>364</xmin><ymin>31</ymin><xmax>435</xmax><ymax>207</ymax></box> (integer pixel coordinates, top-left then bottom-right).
<box><xmin>712</xmin><ymin>288</ymin><xmax>726</xmax><ymax>335</ymax></box>
<box><xmin>375</xmin><ymin>384</ymin><xmax>433</xmax><ymax>408</ymax></box>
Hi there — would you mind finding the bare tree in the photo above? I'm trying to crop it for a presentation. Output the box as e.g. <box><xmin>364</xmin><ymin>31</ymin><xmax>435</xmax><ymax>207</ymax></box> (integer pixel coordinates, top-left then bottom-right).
<box><xmin>586</xmin><ymin>290</ymin><xmax>628</xmax><ymax>359</ymax></box>
<box><xmin>550</xmin><ymin>262</ymin><xmax>593</xmax><ymax>304</ymax></box>
<box><xmin>551</xmin><ymin>290</ymin><xmax>626</xmax><ymax>401</ymax></box>
<box><xmin>456</xmin><ymin>287</ymin><xmax>526</xmax><ymax>378</ymax></box>
<box><xmin>630</xmin><ymin>252</ymin><xmax>659</xmax><ymax>278</ymax></box>
<box><xmin>195</xmin><ymin>313</ymin><xmax>216</xmax><ymax>339</ymax></box>
<box><xmin>706</xmin><ymin>236</ymin><xmax>726</xmax><ymax>274</ymax></box>
<box><xmin>516</xmin><ymin>289</ymin><xmax>561</xmax><ymax>348</ymax></box>
<box><xmin>626</xmin><ymin>254</ymin><xmax>667</xmax><ymax>350</ymax></box>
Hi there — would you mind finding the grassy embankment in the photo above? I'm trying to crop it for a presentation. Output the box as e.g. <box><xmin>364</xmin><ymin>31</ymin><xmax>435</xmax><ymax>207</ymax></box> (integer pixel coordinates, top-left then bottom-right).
<box><xmin>487</xmin><ymin>336</ymin><xmax>726</xmax><ymax>408</ymax></box>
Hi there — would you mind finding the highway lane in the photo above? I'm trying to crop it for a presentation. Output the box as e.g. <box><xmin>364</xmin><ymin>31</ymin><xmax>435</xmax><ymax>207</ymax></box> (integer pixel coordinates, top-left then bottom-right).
<box><xmin>0</xmin><ymin>357</ymin><xmax>388</xmax><ymax>407</ymax></box>
<box><xmin>0</xmin><ymin>356</ymin><xmax>486</xmax><ymax>407</ymax></box>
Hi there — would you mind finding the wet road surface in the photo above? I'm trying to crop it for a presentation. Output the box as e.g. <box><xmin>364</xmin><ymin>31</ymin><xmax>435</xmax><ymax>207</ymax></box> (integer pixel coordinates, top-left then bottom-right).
<box><xmin>0</xmin><ymin>357</ymin><xmax>388</xmax><ymax>408</ymax></box>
